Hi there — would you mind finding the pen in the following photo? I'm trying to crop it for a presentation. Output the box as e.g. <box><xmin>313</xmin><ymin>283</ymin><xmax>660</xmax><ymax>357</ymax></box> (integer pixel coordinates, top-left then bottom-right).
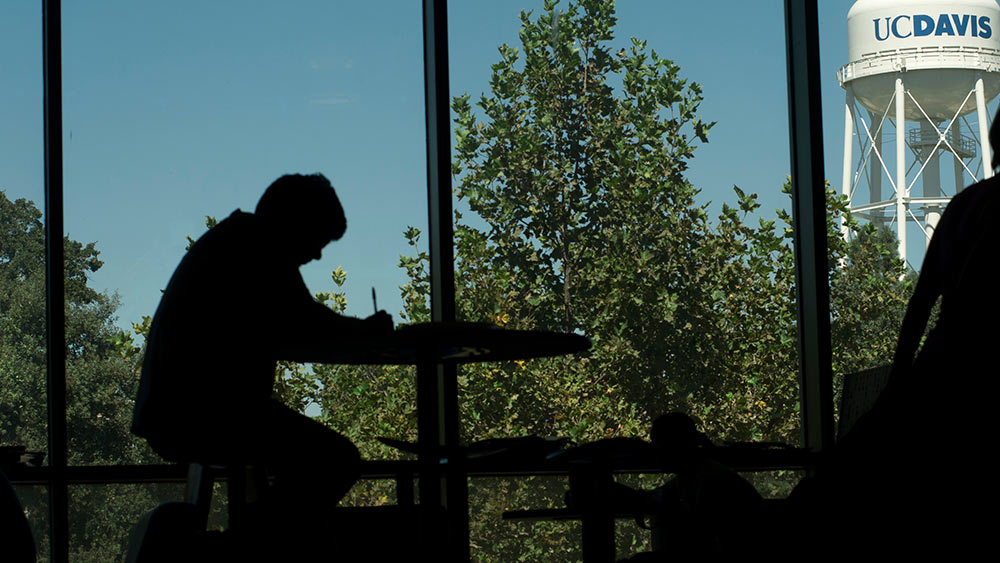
<box><xmin>372</xmin><ymin>287</ymin><xmax>378</xmax><ymax>314</ymax></box>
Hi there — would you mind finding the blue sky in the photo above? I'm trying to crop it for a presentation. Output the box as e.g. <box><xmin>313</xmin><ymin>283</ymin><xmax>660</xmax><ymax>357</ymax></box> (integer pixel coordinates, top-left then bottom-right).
<box><xmin>0</xmin><ymin>1</ymin><xmax>920</xmax><ymax>331</ymax></box>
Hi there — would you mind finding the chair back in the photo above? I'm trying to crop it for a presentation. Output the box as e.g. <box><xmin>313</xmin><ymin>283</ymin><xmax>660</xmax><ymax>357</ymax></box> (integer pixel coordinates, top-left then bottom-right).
<box><xmin>837</xmin><ymin>364</ymin><xmax>892</xmax><ymax>442</ymax></box>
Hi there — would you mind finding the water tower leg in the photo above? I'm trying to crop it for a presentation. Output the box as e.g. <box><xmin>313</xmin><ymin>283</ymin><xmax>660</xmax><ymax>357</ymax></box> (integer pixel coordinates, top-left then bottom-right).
<box><xmin>869</xmin><ymin>111</ymin><xmax>883</xmax><ymax>227</ymax></box>
<box><xmin>921</xmin><ymin>120</ymin><xmax>941</xmax><ymax>200</ymax></box>
<box><xmin>976</xmin><ymin>76</ymin><xmax>993</xmax><ymax>180</ymax></box>
<box><xmin>925</xmin><ymin>210</ymin><xmax>941</xmax><ymax>249</ymax></box>
<box><xmin>920</xmin><ymin>119</ymin><xmax>941</xmax><ymax>249</ymax></box>
<box><xmin>953</xmin><ymin>119</ymin><xmax>966</xmax><ymax>191</ymax></box>
<box><xmin>896</xmin><ymin>77</ymin><xmax>907</xmax><ymax>264</ymax></box>
<box><xmin>842</xmin><ymin>91</ymin><xmax>854</xmax><ymax>241</ymax></box>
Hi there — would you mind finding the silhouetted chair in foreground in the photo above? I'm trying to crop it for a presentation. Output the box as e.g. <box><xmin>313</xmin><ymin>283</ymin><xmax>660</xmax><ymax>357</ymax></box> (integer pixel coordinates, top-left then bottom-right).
<box><xmin>127</xmin><ymin>458</ymin><xmax>447</xmax><ymax>561</ymax></box>
<box><xmin>126</xmin><ymin>460</ymin><xmax>269</xmax><ymax>563</ymax></box>
<box><xmin>2</xmin><ymin>446</ymin><xmax>44</xmax><ymax>563</ymax></box>
<box><xmin>503</xmin><ymin>426</ymin><xmax>766</xmax><ymax>561</ymax></box>
<box><xmin>184</xmin><ymin>461</ymin><xmax>269</xmax><ymax>531</ymax></box>
<box><xmin>2</xmin><ymin>469</ymin><xmax>36</xmax><ymax>563</ymax></box>
<box><xmin>837</xmin><ymin>364</ymin><xmax>893</xmax><ymax>441</ymax></box>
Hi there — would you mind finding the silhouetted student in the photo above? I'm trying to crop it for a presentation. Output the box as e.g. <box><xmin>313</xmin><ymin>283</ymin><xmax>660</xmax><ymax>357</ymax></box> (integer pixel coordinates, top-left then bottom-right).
<box><xmin>131</xmin><ymin>173</ymin><xmax>392</xmax><ymax>525</ymax></box>
<box><xmin>645</xmin><ymin>414</ymin><xmax>761</xmax><ymax>558</ymax></box>
<box><xmin>790</xmin><ymin>115</ymin><xmax>1000</xmax><ymax>557</ymax></box>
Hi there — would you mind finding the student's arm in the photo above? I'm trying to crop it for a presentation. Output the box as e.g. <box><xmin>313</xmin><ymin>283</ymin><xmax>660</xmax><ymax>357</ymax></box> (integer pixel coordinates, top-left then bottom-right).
<box><xmin>298</xmin><ymin>299</ymin><xmax>394</xmax><ymax>339</ymax></box>
<box><xmin>270</xmin><ymin>272</ymin><xmax>394</xmax><ymax>361</ymax></box>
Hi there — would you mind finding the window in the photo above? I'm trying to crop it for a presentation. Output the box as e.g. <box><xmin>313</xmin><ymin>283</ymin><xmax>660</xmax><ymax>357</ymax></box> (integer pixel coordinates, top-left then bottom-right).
<box><xmin>8</xmin><ymin>2</ymin><xmax>837</xmax><ymax>561</ymax></box>
<box><xmin>449</xmin><ymin>1</ymin><xmax>805</xmax><ymax>558</ymax></box>
<box><xmin>1</xmin><ymin>4</ymin><xmax>48</xmax><ymax>557</ymax></box>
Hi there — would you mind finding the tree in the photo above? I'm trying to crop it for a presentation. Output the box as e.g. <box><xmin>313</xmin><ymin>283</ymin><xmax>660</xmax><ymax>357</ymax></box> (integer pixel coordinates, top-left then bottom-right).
<box><xmin>830</xmin><ymin>221</ymin><xmax>913</xmax><ymax>377</ymax></box>
<box><xmin>0</xmin><ymin>190</ymin><xmax>179</xmax><ymax>562</ymax></box>
<box><xmin>449</xmin><ymin>0</ymin><xmax>794</xmax><ymax>447</ymax></box>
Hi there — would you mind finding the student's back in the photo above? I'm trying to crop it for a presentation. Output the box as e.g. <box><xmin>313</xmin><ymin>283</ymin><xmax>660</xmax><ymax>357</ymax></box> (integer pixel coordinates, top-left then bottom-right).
<box><xmin>132</xmin><ymin>210</ymin><xmax>314</xmax><ymax>454</ymax></box>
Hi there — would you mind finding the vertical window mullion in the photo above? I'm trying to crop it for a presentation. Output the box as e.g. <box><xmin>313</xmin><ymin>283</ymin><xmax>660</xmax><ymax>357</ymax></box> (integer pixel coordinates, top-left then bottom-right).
<box><xmin>784</xmin><ymin>0</ymin><xmax>835</xmax><ymax>452</ymax></box>
<box><xmin>42</xmin><ymin>0</ymin><xmax>69</xmax><ymax>560</ymax></box>
<box><xmin>422</xmin><ymin>0</ymin><xmax>467</xmax><ymax>560</ymax></box>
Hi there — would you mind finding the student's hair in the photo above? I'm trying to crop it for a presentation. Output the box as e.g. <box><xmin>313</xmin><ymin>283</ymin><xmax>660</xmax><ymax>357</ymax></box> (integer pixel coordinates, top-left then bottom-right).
<box><xmin>256</xmin><ymin>173</ymin><xmax>347</xmax><ymax>241</ymax></box>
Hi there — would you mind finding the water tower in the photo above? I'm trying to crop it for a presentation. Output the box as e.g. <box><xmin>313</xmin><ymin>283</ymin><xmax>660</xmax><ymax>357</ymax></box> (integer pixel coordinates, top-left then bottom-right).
<box><xmin>838</xmin><ymin>0</ymin><xmax>1000</xmax><ymax>265</ymax></box>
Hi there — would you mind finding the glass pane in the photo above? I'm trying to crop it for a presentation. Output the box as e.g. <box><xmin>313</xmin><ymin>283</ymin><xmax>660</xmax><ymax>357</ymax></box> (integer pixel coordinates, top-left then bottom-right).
<box><xmin>449</xmin><ymin>0</ymin><xmax>799</xmax><ymax>442</ymax></box>
<box><xmin>1</xmin><ymin>3</ymin><xmax>48</xmax><ymax>460</ymax></box>
<box><xmin>817</xmin><ymin>3</ymin><xmax>991</xmax><ymax>404</ymax></box>
<box><xmin>470</xmin><ymin>476</ymin><xmax>582</xmax><ymax>561</ymax></box>
<box><xmin>341</xmin><ymin>477</ymin><xmax>404</xmax><ymax>508</ymax></box>
<box><xmin>821</xmin><ymin>1</ymin><xmax>918</xmax><ymax>388</ymax></box>
<box><xmin>62</xmin><ymin>1</ymin><xmax>426</xmax><ymax>465</ymax></box>
<box><xmin>449</xmin><ymin>1</ymin><xmax>799</xmax><ymax>558</ymax></box>
<box><xmin>741</xmin><ymin>469</ymin><xmax>800</xmax><ymax>500</ymax></box>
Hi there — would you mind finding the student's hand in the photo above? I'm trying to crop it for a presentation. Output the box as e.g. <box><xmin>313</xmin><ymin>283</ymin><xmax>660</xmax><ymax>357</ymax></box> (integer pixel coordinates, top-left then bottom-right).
<box><xmin>365</xmin><ymin>310</ymin><xmax>394</xmax><ymax>333</ymax></box>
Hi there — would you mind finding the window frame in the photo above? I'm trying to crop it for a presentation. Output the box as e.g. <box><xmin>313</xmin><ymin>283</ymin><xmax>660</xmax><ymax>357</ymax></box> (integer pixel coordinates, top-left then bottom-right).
<box><xmin>31</xmin><ymin>1</ymin><xmax>833</xmax><ymax>560</ymax></box>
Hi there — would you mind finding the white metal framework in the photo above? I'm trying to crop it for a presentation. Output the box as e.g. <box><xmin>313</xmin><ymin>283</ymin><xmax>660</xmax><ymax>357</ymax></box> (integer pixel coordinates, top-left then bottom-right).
<box><xmin>839</xmin><ymin>45</ymin><xmax>1000</xmax><ymax>266</ymax></box>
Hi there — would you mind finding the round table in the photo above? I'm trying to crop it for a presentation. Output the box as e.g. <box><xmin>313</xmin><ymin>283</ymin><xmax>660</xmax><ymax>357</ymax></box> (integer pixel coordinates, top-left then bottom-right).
<box><xmin>306</xmin><ymin>321</ymin><xmax>591</xmax><ymax>365</ymax></box>
<box><xmin>308</xmin><ymin>321</ymin><xmax>591</xmax><ymax>561</ymax></box>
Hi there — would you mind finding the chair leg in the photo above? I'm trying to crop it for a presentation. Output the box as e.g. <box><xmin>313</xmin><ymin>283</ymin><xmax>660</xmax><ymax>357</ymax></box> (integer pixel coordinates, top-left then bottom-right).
<box><xmin>395</xmin><ymin>470</ymin><xmax>415</xmax><ymax>506</ymax></box>
<box><xmin>245</xmin><ymin>465</ymin><xmax>269</xmax><ymax>504</ymax></box>
<box><xmin>227</xmin><ymin>465</ymin><xmax>248</xmax><ymax>530</ymax></box>
<box><xmin>184</xmin><ymin>463</ymin><xmax>213</xmax><ymax>531</ymax></box>
<box><xmin>126</xmin><ymin>502</ymin><xmax>202</xmax><ymax>563</ymax></box>
<box><xmin>184</xmin><ymin>462</ymin><xmax>269</xmax><ymax>532</ymax></box>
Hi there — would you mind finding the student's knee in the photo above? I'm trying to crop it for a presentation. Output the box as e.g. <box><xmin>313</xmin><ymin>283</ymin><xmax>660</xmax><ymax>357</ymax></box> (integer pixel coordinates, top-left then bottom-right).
<box><xmin>308</xmin><ymin>429</ymin><xmax>360</xmax><ymax>475</ymax></box>
<box><xmin>333</xmin><ymin>437</ymin><xmax>361</xmax><ymax>477</ymax></box>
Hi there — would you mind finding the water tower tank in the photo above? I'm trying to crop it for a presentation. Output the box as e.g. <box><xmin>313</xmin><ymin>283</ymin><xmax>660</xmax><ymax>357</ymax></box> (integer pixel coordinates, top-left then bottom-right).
<box><xmin>842</xmin><ymin>0</ymin><xmax>1000</xmax><ymax>120</ymax></box>
<box><xmin>838</xmin><ymin>0</ymin><xmax>1000</xmax><ymax>267</ymax></box>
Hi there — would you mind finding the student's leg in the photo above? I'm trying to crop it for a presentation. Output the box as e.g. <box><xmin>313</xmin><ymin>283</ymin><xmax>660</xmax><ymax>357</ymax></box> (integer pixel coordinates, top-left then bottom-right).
<box><xmin>252</xmin><ymin>400</ymin><xmax>361</xmax><ymax>510</ymax></box>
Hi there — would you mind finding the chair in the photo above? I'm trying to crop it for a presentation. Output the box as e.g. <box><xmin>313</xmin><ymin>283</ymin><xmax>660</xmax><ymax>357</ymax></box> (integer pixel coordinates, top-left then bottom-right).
<box><xmin>2</xmin><ymin>468</ymin><xmax>36</xmax><ymax>563</ymax></box>
<box><xmin>125</xmin><ymin>461</ymin><xmax>268</xmax><ymax>563</ymax></box>
<box><xmin>183</xmin><ymin>462</ymin><xmax>269</xmax><ymax>531</ymax></box>
<box><xmin>837</xmin><ymin>364</ymin><xmax>893</xmax><ymax>441</ymax></box>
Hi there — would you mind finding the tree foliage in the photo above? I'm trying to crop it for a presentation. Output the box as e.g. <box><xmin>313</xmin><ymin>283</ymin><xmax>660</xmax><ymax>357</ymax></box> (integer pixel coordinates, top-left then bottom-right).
<box><xmin>439</xmin><ymin>0</ymin><xmax>911</xmax><ymax>451</ymax></box>
<box><xmin>449</xmin><ymin>0</ymin><xmax>790</xmax><ymax>448</ymax></box>
<box><xmin>0</xmin><ymin>190</ymin><xmax>172</xmax><ymax>562</ymax></box>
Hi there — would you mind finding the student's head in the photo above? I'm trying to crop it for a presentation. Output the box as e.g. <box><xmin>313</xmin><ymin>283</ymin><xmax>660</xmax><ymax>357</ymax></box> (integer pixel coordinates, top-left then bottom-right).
<box><xmin>256</xmin><ymin>173</ymin><xmax>346</xmax><ymax>263</ymax></box>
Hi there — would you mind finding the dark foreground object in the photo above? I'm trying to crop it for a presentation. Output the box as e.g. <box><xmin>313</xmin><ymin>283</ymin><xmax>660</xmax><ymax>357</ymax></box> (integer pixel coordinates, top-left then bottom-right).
<box><xmin>1</xmin><ymin>469</ymin><xmax>36</xmax><ymax>563</ymax></box>
<box><xmin>127</xmin><ymin>502</ymin><xmax>444</xmax><ymax>562</ymax></box>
